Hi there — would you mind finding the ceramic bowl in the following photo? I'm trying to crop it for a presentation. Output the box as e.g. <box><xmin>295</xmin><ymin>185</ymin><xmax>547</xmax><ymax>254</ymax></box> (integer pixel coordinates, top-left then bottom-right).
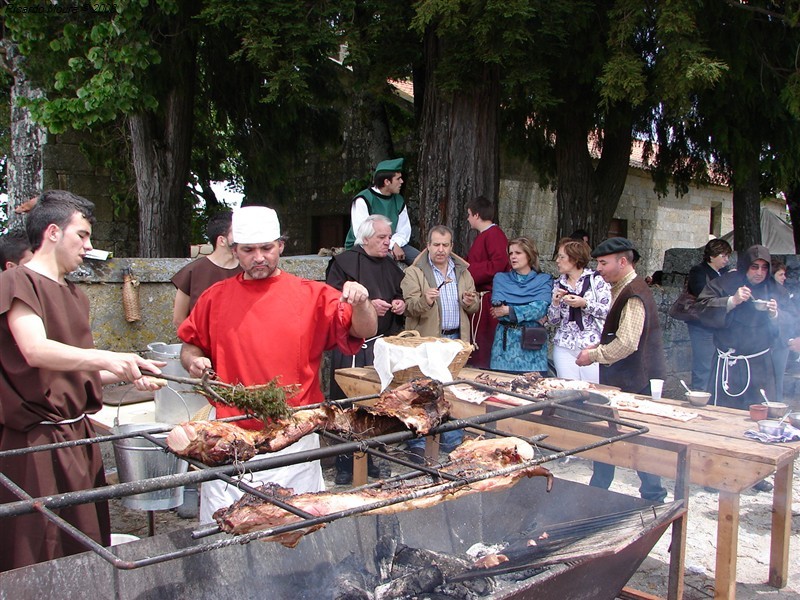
<box><xmin>749</xmin><ymin>404</ymin><xmax>769</xmax><ymax>421</ymax></box>
<box><xmin>787</xmin><ymin>412</ymin><xmax>800</xmax><ymax>429</ymax></box>
<box><xmin>762</xmin><ymin>402</ymin><xmax>789</xmax><ymax>419</ymax></box>
<box><xmin>758</xmin><ymin>419</ymin><xmax>786</xmax><ymax>436</ymax></box>
<box><xmin>685</xmin><ymin>391</ymin><xmax>711</xmax><ymax>407</ymax></box>
<box><xmin>752</xmin><ymin>299</ymin><xmax>769</xmax><ymax>311</ymax></box>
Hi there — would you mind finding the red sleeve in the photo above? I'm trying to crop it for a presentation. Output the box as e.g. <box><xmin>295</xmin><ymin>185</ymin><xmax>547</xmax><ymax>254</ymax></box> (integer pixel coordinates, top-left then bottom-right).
<box><xmin>323</xmin><ymin>289</ymin><xmax>364</xmax><ymax>355</ymax></box>
<box><xmin>468</xmin><ymin>229</ymin><xmax>509</xmax><ymax>288</ymax></box>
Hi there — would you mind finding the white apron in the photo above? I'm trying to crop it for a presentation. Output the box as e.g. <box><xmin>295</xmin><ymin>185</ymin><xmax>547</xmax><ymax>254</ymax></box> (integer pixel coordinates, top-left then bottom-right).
<box><xmin>199</xmin><ymin>416</ymin><xmax>325</xmax><ymax>523</ymax></box>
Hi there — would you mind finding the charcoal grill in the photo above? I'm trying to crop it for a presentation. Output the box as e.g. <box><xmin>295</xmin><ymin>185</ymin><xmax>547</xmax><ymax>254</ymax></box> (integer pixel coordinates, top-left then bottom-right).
<box><xmin>0</xmin><ymin>379</ymin><xmax>688</xmax><ymax>599</ymax></box>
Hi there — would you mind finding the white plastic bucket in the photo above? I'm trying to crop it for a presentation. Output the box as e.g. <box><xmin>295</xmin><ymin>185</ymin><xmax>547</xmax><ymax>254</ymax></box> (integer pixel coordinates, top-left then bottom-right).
<box><xmin>146</xmin><ymin>342</ymin><xmax>209</xmax><ymax>424</ymax></box>
<box><xmin>112</xmin><ymin>423</ymin><xmax>189</xmax><ymax>511</ymax></box>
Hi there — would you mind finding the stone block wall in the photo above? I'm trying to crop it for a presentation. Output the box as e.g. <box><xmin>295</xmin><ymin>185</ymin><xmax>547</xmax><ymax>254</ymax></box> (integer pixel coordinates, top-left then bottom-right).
<box><xmin>42</xmin><ymin>129</ymin><xmax>138</xmax><ymax>257</ymax></box>
<box><xmin>499</xmin><ymin>161</ymin><xmax>733</xmax><ymax>277</ymax></box>
<box><xmin>70</xmin><ymin>256</ymin><xmax>331</xmax><ymax>353</ymax></box>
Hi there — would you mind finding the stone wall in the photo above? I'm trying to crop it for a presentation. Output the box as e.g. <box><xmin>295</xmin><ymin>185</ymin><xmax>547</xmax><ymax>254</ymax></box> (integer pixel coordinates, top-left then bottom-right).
<box><xmin>70</xmin><ymin>256</ymin><xmax>331</xmax><ymax>353</ymax></box>
<box><xmin>499</xmin><ymin>161</ymin><xmax>734</xmax><ymax>277</ymax></box>
<box><xmin>43</xmin><ymin>130</ymin><xmax>139</xmax><ymax>257</ymax></box>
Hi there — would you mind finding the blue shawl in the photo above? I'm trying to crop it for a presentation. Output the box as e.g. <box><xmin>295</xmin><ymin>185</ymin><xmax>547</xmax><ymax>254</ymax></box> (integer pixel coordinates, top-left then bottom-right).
<box><xmin>492</xmin><ymin>269</ymin><xmax>552</xmax><ymax>305</ymax></box>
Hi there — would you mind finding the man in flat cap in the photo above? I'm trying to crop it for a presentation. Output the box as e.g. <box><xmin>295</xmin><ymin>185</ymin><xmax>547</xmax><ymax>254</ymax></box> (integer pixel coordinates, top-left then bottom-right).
<box><xmin>344</xmin><ymin>158</ymin><xmax>419</xmax><ymax>265</ymax></box>
<box><xmin>576</xmin><ymin>237</ymin><xmax>667</xmax><ymax>502</ymax></box>
<box><xmin>179</xmin><ymin>206</ymin><xmax>377</xmax><ymax>522</ymax></box>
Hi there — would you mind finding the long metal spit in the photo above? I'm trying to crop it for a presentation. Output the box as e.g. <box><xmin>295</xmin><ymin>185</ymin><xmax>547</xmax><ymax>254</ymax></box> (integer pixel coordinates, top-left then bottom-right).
<box><xmin>0</xmin><ymin>379</ymin><xmax>651</xmax><ymax>570</ymax></box>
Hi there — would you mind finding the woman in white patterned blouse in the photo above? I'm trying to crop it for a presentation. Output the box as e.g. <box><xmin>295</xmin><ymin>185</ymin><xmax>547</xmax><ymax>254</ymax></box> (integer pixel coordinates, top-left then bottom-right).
<box><xmin>547</xmin><ymin>238</ymin><xmax>612</xmax><ymax>382</ymax></box>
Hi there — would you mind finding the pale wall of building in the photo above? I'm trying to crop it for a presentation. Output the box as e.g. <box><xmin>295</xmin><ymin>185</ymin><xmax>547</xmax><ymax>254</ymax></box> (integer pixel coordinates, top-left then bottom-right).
<box><xmin>498</xmin><ymin>165</ymin><xmax>734</xmax><ymax>276</ymax></box>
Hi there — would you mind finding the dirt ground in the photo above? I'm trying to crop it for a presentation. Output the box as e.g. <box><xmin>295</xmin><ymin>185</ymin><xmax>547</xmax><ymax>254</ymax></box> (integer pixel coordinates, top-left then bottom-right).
<box><xmin>108</xmin><ymin>449</ymin><xmax>800</xmax><ymax>599</ymax></box>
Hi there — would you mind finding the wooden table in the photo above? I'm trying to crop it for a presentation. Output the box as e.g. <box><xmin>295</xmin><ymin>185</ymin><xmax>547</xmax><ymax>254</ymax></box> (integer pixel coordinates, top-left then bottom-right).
<box><xmin>335</xmin><ymin>366</ymin><xmax>799</xmax><ymax>600</ymax></box>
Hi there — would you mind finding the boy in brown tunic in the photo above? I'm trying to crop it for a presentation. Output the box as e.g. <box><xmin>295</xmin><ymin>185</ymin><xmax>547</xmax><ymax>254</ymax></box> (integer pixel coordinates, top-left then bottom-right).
<box><xmin>0</xmin><ymin>190</ymin><xmax>164</xmax><ymax>571</ymax></box>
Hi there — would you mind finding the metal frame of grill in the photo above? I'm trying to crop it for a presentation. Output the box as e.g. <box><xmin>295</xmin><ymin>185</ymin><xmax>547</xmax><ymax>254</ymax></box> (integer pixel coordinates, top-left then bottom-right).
<box><xmin>0</xmin><ymin>379</ymin><xmax>659</xmax><ymax>572</ymax></box>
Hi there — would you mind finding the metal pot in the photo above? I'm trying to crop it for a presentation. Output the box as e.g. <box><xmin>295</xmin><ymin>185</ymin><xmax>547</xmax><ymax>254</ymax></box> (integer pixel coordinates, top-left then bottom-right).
<box><xmin>758</xmin><ymin>419</ymin><xmax>786</xmax><ymax>436</ymax></box>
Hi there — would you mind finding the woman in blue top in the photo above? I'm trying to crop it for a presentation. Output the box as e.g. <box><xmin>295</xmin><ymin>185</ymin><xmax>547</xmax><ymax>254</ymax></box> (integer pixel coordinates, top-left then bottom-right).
<box><xmin>489</xmin><ymin>237</ymin><xmax>553</xmax><ymax>373</ymax></box>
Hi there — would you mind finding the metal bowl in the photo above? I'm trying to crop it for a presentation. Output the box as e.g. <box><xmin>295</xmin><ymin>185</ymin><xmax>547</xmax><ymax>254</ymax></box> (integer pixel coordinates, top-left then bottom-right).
<box><xmin>758</xmin><ymin>419</ymin><xmax>786</xmax><ymax>436</ymax></box>
<box><xmin>685</xmin><ymin>391</ymin><xmax>711</xmax><ymax>407</ymax></box>
<box><xmin>787</xmin><ymin>412</ymin><xmax>800</xmax><ymax>429</ymax></box>
<box><xmin>752</xmin><ymin>299</ymin><xmax>769</xmax><ymax>311</ymax></box>
<box><xmin>762</xmin><ymin>402</ymin><xmax>789</xmax><ymax>419</ymax></box>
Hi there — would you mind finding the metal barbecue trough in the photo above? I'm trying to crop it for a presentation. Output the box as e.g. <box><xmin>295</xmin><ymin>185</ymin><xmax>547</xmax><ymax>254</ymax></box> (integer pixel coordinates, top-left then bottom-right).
<box><xmin>0</xmin><ymin>379</ymin><xmax>688</xmax><ymax>599</ymax></box>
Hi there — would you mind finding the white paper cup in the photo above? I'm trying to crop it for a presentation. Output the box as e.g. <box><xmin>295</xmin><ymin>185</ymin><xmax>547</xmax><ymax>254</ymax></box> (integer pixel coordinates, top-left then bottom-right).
<box><xmin>650</xmin><ymin>379</ymin><xmax>664</xmax><ymax>400</ymax></box>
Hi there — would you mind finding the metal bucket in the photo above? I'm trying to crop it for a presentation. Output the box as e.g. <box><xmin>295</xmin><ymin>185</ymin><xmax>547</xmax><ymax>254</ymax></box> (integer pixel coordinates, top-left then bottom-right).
<box><xmin>146</xmin><ymin>342</ymin><xmax>209</xmax><ymax>424</ymax></box>
<box><xmin>112</xmin><ymin>423</ymin><xmax>189</xmax><ymax>511</ymax></box>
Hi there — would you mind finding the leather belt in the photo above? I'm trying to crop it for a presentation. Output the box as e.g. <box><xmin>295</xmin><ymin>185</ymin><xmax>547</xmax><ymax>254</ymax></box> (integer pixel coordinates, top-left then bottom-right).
<box><xmin>441</xmin><ymin>328</ymin><xmax>459</xmax><ymax>335</ymax></box>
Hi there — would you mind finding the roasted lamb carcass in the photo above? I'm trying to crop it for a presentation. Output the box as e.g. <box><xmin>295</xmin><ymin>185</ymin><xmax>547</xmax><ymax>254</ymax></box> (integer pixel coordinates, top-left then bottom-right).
<box><xmin>166</xmin><ymin>408</ymin><xmax>329</xmax><ymax>466</ymax></box>
<box><xmin>323</xmin><ymin>377</ymin><xmax>449</xmax><ymax>437</ymax></box>
<box><xmin>213</xmin><ymin>436</ymin><xmax>553</xmax><ymax>547</ymax></box>
<box><xmin>167</xmin><ymin>378</ymin><xmax>447</xmax><ymax>466</ymax></box>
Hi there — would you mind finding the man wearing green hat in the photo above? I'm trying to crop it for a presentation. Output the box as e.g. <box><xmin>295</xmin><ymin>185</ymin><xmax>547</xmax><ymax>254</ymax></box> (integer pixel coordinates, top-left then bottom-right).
<box><xmin>344</xmin><ymin>158</ymin><xmax>419</xmax><ymax>265</ymax></box>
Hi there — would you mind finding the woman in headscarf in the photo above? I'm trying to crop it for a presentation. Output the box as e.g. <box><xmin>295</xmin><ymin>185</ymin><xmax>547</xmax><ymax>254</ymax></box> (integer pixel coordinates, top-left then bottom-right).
<box><xmin>694</xmin><ymin>245</ymin><xmax>792</xmax><ymax>410</ymax></box>
<box><xmin>489</xmin><ymin>237</ymin><xmax>553</xmax><ymax>374</ymax></box>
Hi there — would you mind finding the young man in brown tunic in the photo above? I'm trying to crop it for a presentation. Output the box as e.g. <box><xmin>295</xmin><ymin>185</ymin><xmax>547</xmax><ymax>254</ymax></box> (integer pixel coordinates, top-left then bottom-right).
<box><xmin>576</xmin><ymin>238</ymin><xmax>668</xmax><ymax>502</ymax></box>
<box><xmin>171</xmin><ymin>211</ymin><xmax>241</xmax><ymax>327</ymax></box>
<box><xmin>0</xmin><ymin>190</ymin><xmax>164</xmax><ymax>572</ymax></box>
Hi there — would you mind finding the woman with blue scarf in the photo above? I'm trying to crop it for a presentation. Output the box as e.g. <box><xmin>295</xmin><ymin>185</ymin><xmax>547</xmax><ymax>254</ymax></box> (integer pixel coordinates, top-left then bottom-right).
<box><xmin>489</xmin><ymin>237</ymin><xmax>553</xmax><ymax>373</ymax></box>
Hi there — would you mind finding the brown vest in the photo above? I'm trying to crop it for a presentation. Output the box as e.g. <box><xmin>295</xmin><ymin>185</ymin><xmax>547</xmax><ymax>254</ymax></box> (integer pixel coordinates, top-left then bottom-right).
<box><xmin>600</xmin><ymin>275</ymin><xmax>666</xmax><ymax>394</ymax></box>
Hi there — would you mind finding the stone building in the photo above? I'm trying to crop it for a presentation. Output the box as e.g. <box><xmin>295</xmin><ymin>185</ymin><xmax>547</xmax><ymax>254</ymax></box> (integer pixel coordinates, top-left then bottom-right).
<box><xmin>498</xmin><ymin>141</ymin><xmax>735</xmax><ymax>277</ymax></box>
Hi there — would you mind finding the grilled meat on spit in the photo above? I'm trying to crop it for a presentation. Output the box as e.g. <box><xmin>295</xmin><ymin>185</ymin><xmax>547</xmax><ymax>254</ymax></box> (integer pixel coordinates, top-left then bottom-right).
<box><xmin>166</xmin><ymin>378</ymin><xmax>448</xmax><ymax>466</ymax></box>
<box><xmin>213</xmin><ymin>437</ymin><xmax>553</xmax><ymax>547</ymax></box>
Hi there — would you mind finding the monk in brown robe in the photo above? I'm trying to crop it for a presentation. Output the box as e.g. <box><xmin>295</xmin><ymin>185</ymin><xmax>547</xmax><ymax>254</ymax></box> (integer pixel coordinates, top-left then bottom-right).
<box><xmin>0</xmin><ymin>190</ymin><xmax>164</xmax><ymax>572</ymax></box>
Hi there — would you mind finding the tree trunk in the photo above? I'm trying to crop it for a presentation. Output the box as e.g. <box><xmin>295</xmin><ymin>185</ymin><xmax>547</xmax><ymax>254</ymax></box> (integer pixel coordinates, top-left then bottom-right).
<box><xmin>730</xmin><ymin>151</ymin><xmax>762</xmax><ymax>252</ymax></box>
<box><xmin>416</xmin><ymin>30</ymin><xmax>500</xmax><ymax>255</ymax></box>
<box><xmin>4</xmin><ymin>42</ymin><xmax>45</xmax><ymax>229</ymax></box>
<box><xmin>555</xmin><ymin>118</ymin><xmax>596</xmax><ymax>246</ymax></box>
<box><xmin>554</xmin><ymin>108</ymin><xmax>633</xmax><ymax>249</ymax></box>
<box><xmin>787</xmin><ymin>182</ymin><xmax>800</xmax><ymax>253</ymax></box>
<box><xmin>128</xmin><ymin>12</ymin><xmax>196</xmax><ymax>257</ymax></box>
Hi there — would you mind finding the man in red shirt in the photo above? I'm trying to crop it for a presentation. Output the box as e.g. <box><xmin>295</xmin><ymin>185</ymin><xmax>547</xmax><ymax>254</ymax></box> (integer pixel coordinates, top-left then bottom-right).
<box><xmin>179</xmin><ymin>206</ymin><xmax>376</xmax><ymax>522</ymax></box>
<box><xmin>466</xmin><ymin>196</ymin><xmax>510</xmax><ymax>368</ymax></box>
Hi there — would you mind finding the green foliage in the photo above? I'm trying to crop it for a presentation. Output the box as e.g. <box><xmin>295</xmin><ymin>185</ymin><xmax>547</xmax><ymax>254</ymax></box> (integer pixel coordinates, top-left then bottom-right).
<box><xmin>200</xmin><ymin>1</ymin><xmax>346</xmax><ymax>105</ymax></box>
<box><xmin>342</xmin><ymin>173</ymin><xmax>371</xmax><ymax>198</ymax></box>
<box><xmin>412</xmin><ymin>0</ymin><xmax>542</xmax><ymax>94</ymax></box>
<box><xmin>5</xmin><ymin>1</ymin><xmax>180</xmax><ymax>134</ymax></box>
<box><xmin>782</xmin><ymin>72</ymin><xmax>800</xmax><ymax>120</ymax></box>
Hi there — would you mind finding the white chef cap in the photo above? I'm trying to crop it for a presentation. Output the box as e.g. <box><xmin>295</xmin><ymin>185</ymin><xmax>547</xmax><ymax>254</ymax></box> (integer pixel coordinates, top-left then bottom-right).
<box><xmin>232</xmin><ymin>206</ymin><xmax>281</xmax><ymax>244</ymax></box>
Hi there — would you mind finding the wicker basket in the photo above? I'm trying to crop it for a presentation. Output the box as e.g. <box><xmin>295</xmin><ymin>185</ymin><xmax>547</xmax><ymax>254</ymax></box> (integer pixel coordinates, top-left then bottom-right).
<box><xmin>382</xmin><ymin>330</ymin><xmax>473</xmax><ymax>384</ymax></box>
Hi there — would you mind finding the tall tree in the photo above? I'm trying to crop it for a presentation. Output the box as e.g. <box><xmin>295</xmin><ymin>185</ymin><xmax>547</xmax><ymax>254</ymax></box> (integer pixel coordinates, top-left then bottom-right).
<box><xmin>199</xmin><ymin>1</ymin><xmax>350</xmax><ymax>207</ymax></box>
<box><xmin>415</xmin><ymin>28</ymin><xmax>500</xmax><ymax>252</ymax></box>
<box><xmin>0</xmin><ymin>40</ymin><xmax>44</xmax><ymax>230</ymax></box>
<box><xmin>412</xmin><ymin>0</ymin><xmax>542</xmax><ymax>252</ymax></box>
<box><xmin>504</xmin><ymin>0</ymin><xmax>727</xmax><ymax>247</ymax></box>
<box><xmin>651</xmin><ymin>1</ymin><xmax>800</xmax><ymax>251</ymax></box>
<box><xmin>5</xmin><ymin>0</ymin><xmax>198</xmax><ymax>256</ymax></box>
